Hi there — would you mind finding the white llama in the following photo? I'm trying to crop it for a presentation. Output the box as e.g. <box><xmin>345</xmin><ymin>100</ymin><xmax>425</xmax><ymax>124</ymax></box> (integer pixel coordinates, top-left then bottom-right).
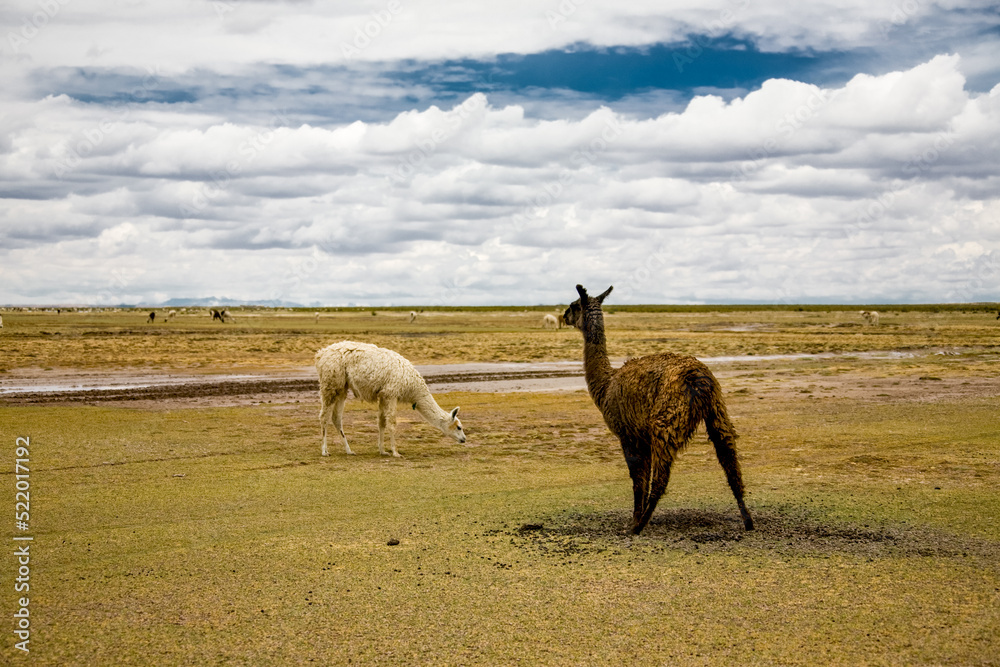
<box><xmin>315</xmin><ymin>341</ymin><xmax>465</xmax><ymax>457</ymax></box>
<box><xmin>542</xmin><ymin>313</ymin><xmax>561</xmax><ymax>329</ymax></box>
<box><xmin>860</xmin><ymin>310</ymin><xmax>880</xmax><ymax>326</ymax></box>
<box><xmin>409</xmin><ymin>311</ymin><xmax>417</xmax><ymax>323</ymax></box>
<box><xmin>0</xmin><ymin>314</ymin><xmax>3</xmax><ymax>328</ymax></box>
<box><xmin>315</xmin><ymin>311</ymin><xmax>320</xmax><ymax>323</ymax></box>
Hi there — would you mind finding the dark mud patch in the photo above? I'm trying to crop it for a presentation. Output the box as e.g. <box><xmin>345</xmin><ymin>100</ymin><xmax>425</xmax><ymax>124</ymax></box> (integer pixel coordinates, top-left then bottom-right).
<box><xmin>492</xmin><ymin>507</ymin><xmax>1000</xmax><ymax>562</ymax></box>
<box><xmin>1</xmin><ymin>378</ymin><xmax>320</xmax><ymax>405</ymax></box>
<box><xmin>427</xmin><ymin>369</ymin><xmax>581</xmax><ymax>385</ymax></box>
<box><xmin>394</xmin><ymin>332</ymin><xmax>457</xmax><ymax>338</ymax></box>
<box><xmin>0</xmin><ymin>367</ymin><xmax>586</xmax><ymax>406</ymax></box>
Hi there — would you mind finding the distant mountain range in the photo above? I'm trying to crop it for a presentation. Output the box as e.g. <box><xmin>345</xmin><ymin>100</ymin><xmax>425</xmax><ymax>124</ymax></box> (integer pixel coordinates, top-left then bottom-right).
<box><xmin>157</xmin><ymin>297</ymin><xmax>306</xmax><ymax>308</ymax></box>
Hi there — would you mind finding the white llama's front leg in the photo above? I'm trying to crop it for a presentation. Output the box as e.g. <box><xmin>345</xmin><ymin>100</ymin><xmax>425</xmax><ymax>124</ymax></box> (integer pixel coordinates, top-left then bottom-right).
<box><xmin>333</xmin><ymin>394</ymin><xmax>353</xmax><ymax>455</ymax></box>
<box><xmin>378</xmin><ymin>395</ymin><xmax>401</xmax><ymax>457</ymax></box>
<box><xmin>319</xmin><ymin>398</ymin><xmax>332</xmax><ymax>456</ymax></box>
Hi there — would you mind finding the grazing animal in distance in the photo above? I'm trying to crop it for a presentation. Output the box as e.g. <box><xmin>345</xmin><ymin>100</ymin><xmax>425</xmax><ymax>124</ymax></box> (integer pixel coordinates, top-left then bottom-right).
<box><xmin>315</xmin><ymin>341</ymin><xmax>466</xmax><ymax>457</ymax></box>
<box><xmin>146</xmin><ymin>311</ymin><xmax>156</xmax><ymax>323</ymax></box>
<box><xmin>859</xmin><ymin>310</ymin><xmax>880</xmax><ymax>326</ymax></box>
<box><xmin>211</xmin><ymin>309</ymin><xmax>225</xmax><ymax>323</ymax></box>
<box><xmin>315</xmin><ymin>311</ymin><xmax>321</xmax><ymax>323</ymax></box>
<box><xmin>542</xmin><ymin>313</ymin><xmax>561</xmax><ymax>329</ymax></box>
<box><xmin>409</xmin><ymin>311</ymin><xmax>417</xmax><ymax>323</ymax></box>
<box><xmin>0</xmin><ymin>314</ymin><xmax>3</xmax><ymax>328</ymax></box>
<box><xmin>564</xmin><ymin>285</ymin><xmax>753</xmax><ymax>535</ymax></box>
<box><xmin>996</xmin><ymin>310</ymin><xmax>999</xmax><ymax>320</ymax></box>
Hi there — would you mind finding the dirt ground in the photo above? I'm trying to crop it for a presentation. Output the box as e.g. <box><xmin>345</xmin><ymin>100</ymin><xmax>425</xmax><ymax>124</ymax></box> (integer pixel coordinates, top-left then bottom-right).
<box><xmin>3</xmin><ymin>349</ymin><xmax>998</xmax><ymax>409</ymax></box>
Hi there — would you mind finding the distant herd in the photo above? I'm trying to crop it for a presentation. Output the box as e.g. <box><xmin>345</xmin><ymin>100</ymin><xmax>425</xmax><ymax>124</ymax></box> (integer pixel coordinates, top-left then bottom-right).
<box><xmin>5</xmin><ymin>307</ymin><xmax>996</xmax><ymax>329</ymax></box>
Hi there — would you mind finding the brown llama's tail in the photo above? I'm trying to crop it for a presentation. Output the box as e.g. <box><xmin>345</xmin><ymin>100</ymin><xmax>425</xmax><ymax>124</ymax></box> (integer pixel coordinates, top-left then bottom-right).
<box><xmin>700</xmin><ymin>372</ymin><xmax>755</xmax><ymax>531</ymax></box>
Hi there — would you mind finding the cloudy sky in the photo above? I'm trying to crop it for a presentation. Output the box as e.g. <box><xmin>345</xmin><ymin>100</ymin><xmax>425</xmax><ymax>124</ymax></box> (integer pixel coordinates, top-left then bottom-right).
<box><xmin>1</xmin><ymin>1</ymin><xmax>998</xmax><ymax>306</ymax></box>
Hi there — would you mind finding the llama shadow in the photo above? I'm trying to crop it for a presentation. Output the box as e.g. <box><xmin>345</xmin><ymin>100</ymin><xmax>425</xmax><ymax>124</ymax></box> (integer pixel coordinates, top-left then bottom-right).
<box><xmin>505</xmin><ymin>506</ymin><xmax>1000</xmax><ymax>561</ymax></box>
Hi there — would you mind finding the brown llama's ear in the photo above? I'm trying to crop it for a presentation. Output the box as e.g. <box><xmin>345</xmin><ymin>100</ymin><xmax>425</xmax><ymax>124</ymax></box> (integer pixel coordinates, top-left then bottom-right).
<box><xmin>596</xmin><ymin>286</ymin><xmax>613</xmax><ymax>303</ymax></box>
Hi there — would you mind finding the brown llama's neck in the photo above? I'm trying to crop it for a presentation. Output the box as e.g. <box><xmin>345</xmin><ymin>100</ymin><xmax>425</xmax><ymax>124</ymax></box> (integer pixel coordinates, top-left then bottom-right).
<box><xmin>582</xmin><ymin>305</ymin><xmax>614</xmax><ymax>404</ymax></box>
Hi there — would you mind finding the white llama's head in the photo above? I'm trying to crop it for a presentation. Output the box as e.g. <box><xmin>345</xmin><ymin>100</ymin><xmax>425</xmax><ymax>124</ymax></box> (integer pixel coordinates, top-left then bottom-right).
<box><xmin>443</xmin><ymin>406</ymin><xmax>465</xmax><ymax>444</ymax></box>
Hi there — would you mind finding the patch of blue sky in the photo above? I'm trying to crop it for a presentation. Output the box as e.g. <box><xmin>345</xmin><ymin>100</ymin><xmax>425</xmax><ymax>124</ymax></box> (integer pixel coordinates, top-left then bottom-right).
<box><xmin>33</xmin><ymin>29</ymin><xmax>994</xmax><ymax>126</ymax></box>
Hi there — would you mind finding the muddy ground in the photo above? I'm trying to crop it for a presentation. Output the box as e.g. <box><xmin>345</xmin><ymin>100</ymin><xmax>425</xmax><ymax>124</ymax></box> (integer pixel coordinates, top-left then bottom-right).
<box><xmin>3</xmin><ymin>349</ymin><xmax>998</xmax><ymax>409</ymax></box>
<box><xmin>0</xmin><ymin>362</ymin><xmax>585</xmax><ymax>407</ymax></box>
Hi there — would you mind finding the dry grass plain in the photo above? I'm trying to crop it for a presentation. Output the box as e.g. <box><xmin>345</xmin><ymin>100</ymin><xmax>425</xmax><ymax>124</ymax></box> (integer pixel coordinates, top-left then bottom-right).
<box><xmin>3</xmin><ymin>305</ymin><xmax>999</xmax><ymax>370</ymax></box>
<box><xmin>1</xmin><ymin>306</ymin><xmax>998</xmax><ymax>665</ymax></box>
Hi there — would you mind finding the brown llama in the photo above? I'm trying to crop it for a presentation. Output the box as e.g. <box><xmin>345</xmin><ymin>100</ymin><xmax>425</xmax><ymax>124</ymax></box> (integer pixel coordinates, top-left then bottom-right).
<box><xmin>563</xmin><ymin>285</ymin><xmax>753</xmax><ymax>534</ymax></box>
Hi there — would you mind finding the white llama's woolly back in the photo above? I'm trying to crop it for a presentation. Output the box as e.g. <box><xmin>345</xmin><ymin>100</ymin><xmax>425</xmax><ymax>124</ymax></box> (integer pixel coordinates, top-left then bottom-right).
<box><xmin>317</xmin><ymin>341</ymin><xmax>427</xmax><ymax>403</ymax></box>
<box><xmin>315</xmin><ymin>341</ymin><xmax>465</xmax><ymax>457</ymax></box>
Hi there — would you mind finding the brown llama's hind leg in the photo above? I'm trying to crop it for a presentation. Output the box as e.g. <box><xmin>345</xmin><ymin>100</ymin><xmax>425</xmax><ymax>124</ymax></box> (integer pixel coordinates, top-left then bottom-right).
<box><xmin>706</xmin><ymin>415</ymin><xmax>754</xmax><ymax>530</ymax></box>
<box><xmin>630</xmin><ymin>467</ymin><xmax>671</xmax><ymax>534</ymax></box>
<box><xmin>623</xmin><ymin>440</ymin><xmax>673</xmax><ymax>535</ymax></box>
